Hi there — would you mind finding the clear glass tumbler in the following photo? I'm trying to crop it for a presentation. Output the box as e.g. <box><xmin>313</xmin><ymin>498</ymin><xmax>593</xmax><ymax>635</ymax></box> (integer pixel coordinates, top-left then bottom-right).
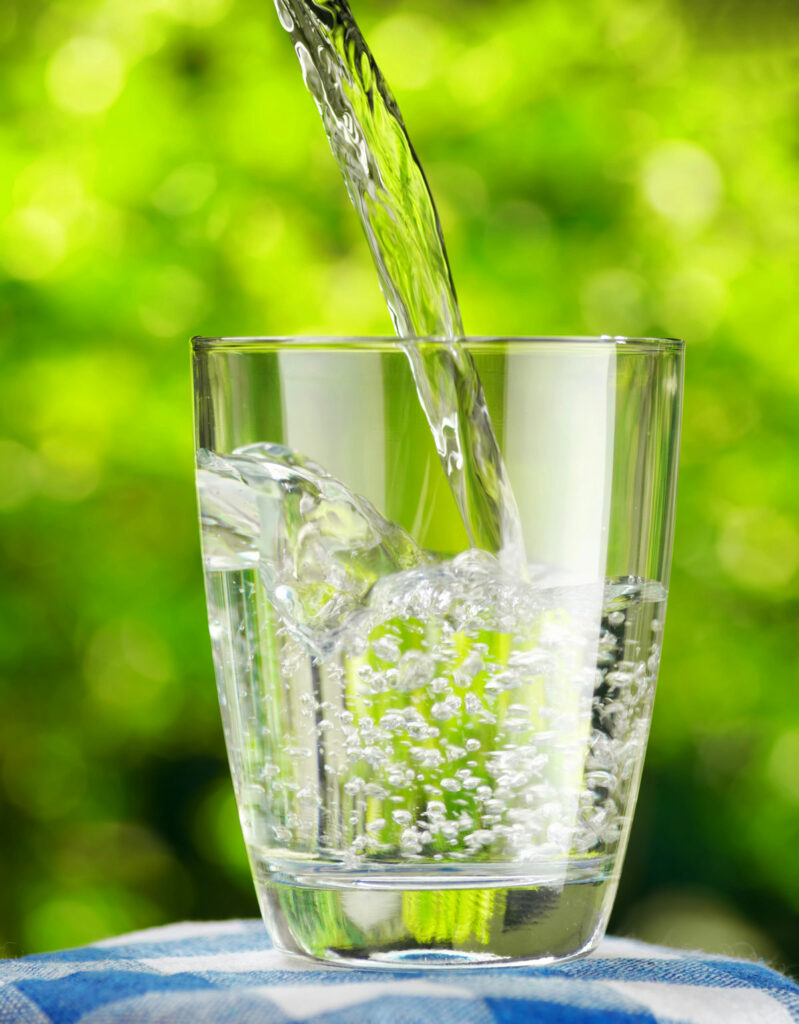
<box><xmin>193</xmin><ymin>335</ymin><xmax>683</xmax><ymax>968</ymax></box>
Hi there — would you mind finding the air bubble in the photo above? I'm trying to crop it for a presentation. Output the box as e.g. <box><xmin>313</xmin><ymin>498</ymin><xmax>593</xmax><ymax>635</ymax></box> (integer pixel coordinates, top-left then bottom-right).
<box><xmin>397</xmin><ymin>650</ymin><xmax>435</xmax><ymax>691</ymax></box>
<box><xmin>465</xmin><ymin>829</ymin><xmax>493</xmax><ymax>847</ymax></box>
<box><xmin>445</xmin><ymin>744</ymin><xmax>466</xmax><ymax>762</ymax></box>
<box><xmin>371</xmin><ymin>635</ymin><xmax>401</xmax><ymax>663</ymax></box>
<box><xmin>400</xmin><ymin>828</ymin><xmax>422</xmax><ymax>852</ymax></box>
<box><xmin>431</xmin><ymin>695</ymin><xmax>461</xmax><ymax>721</ymax></box>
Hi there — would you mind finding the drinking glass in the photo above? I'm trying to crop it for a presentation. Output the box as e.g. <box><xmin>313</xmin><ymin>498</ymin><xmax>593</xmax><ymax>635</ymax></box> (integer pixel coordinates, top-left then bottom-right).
<box><xmin>192</xmin><ymin>335</ymin><xmax>683</xmax><ymax>968</ymax></box>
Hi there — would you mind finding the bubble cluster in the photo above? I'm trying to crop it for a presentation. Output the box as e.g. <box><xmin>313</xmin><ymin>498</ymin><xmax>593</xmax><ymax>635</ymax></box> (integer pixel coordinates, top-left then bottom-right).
<box><xmin>201</xmin><ymin>447</ymin><xmax>666</xmax><ymax>875</ymax></box>
<box><xmin>253</xmin><ymin>566</ymin><xmax>664</xmax><ymax>867</ymax></box>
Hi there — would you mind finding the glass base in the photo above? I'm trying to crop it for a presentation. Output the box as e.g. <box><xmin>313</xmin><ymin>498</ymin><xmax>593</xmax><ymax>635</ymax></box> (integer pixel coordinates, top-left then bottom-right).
<box><xmin>255</xmin><ymin>861</ymin><xmax>616</xmax><ymax>969</ymax></box>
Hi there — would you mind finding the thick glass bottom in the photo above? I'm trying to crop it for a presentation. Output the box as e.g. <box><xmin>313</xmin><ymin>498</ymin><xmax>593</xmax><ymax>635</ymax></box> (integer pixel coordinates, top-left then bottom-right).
<box><xmin>254</xmin><ymin>859</ymin><xmax>617</xmax><ymax>969</ymax></box>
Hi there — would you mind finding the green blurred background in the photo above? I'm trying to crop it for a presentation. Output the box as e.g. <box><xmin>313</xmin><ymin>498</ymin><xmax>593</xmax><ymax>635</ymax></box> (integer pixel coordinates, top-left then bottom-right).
<box><xmin>1</xmin><ymin>0</ymin><xmax>798</xmax><ymax>969</ymax></box>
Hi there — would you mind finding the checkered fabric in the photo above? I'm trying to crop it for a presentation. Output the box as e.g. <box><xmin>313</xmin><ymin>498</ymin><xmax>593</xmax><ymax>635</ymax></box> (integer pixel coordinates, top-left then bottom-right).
<box><xmin>1</xmin><ymin>920</ymin><xmax>797</xmax><ymax>1023</ymax></box>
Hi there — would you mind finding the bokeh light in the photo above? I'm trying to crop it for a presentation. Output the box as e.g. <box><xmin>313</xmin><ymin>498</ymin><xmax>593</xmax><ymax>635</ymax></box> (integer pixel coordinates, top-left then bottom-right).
<box><xmin>47</xmin><ymin>37</ymin><xmax>126</xmax><ymax>117</ymax></box>
<box><xmin>0</xmin><ymin>0</ymin><xmax>797</xmax><ymax>975</ymax></box>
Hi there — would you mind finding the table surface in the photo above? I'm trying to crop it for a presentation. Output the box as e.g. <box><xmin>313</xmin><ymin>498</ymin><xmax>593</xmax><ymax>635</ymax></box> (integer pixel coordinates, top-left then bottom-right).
<box><xmin>1</xmin><ymin>920</ymin><xmax>797</xmax><ymax>1024</ymax></box>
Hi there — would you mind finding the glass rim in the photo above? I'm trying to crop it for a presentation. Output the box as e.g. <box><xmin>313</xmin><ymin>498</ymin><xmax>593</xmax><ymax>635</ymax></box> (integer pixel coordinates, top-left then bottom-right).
<box><xmin>192</xmin><ymin>334</ymin><xmax>684</xmax><ymax>353</ymax></box>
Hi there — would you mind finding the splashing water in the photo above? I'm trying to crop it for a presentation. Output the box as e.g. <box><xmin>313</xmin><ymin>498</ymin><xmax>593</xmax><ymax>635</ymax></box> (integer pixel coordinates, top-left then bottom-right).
<box><xmin>199</xmin><ymin>443</ymin><xmax>666</xmax><ymax>873</ymax></box>
<box><xmin>198</xmin><ymin>443</ymin><xmax>429</xmax><ymax>654</ymax></box>
<box><xmin>273</xmin><ymin>0</ymin><xmax>525</xmax><ymax>567</ymax></box>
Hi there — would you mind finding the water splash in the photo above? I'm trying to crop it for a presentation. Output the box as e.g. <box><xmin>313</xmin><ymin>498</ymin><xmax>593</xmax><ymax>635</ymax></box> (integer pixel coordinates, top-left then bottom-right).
<box><xmin>273</xmin><ymin>0</ymin><xmax>525</xmax><ymax>568</ymax></box>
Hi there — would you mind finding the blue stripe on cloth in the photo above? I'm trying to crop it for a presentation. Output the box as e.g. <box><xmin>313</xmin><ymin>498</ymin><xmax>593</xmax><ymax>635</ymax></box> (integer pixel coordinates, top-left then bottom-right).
<box><xmin>466</xmin><ymin>976</ymin><xmax>668</xmax><ymax>1020</ymax></box>
<box><xmin>78</xmin><ymin>990</ymin><xmax>295</xmax><ymax>1024</ymax></box>
<box><xmin>21</xmin><ymin>927</ymin><xmax>268</xmax><ymax>967</ymax></box>
<box><xmin>177</xmin><ymin>970</ymin><xmax>394</xmax><ymax>989</ymax></box>
<box><xmin>306</xmin><ymin>995</ymin><xmax>492</xmax><ymax>1024</ymax></box>
<box><xmin>87</xmin><ymin>936</ymin><xmax>271</xmax><ymax>960</ymax></box>
<box><xmin>20</xmin><ymin>949</ymin><xmax>114</xmax><ymax>965</ymax></box>
<box><xmin>483</xmin><ymin>997</ymin><xmax>657</xmax><ymax>1024</ymax></box>
<box><xmin>562</xmin><ymin>953</ymin><xmax>797</xmax><ymax>990</ymax></box>
<box><xmin>16</xmin><ymin>971</ymin><xmax>214</xmax><ymax>1024</ymax></box>
<box><xmin>772</xmin><ymin>989</ymin><xmax>799</xmax><ymax>1018</ymax></box>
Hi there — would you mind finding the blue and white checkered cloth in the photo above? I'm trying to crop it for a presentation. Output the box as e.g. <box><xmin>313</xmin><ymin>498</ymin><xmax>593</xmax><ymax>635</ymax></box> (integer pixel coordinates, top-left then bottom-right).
<box><xmin>1</xmin><ymin>920</ymin><xmax>797</xmax><ymax>1023</ymax></box>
